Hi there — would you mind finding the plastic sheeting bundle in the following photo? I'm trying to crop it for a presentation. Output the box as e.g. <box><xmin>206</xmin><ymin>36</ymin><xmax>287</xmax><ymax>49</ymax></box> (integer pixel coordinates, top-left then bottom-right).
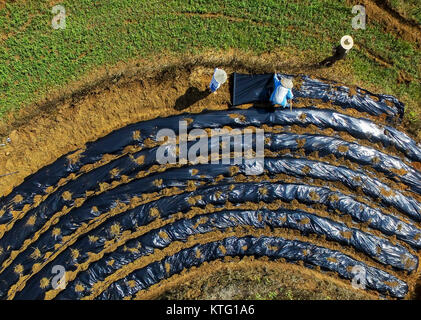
<box><xmin>0</xmin><ymin>75</ymin><xmax>420</xmax><ymax>300</ymax></box>
<box><xmin>232</xmin><ymin>73</ymin><xmax>405</xmax><ymax>121</ymax></box>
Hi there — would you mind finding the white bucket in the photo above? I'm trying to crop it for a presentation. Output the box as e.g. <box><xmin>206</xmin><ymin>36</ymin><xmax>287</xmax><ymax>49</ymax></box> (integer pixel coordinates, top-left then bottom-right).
<box><xmin>341</xmin><ymin>35</ymin><xmax>354</xmax><ymax>50</ymax></box>
<box><xmin>209</xmin><ymin>68</ymin><xmax>227</xmax><ymax>92</ymax></box>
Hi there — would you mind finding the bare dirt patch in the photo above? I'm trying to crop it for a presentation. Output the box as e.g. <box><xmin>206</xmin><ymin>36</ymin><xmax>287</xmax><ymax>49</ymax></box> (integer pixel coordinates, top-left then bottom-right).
<box><xmin>142</xmin><ymin>258</ymin><xmax>377</xmax><ymax>300</ymax></box>
<box><xmin>360</xmin><ymin>0</ymin><xmax>421</xmax><ymax>47</ymax></box>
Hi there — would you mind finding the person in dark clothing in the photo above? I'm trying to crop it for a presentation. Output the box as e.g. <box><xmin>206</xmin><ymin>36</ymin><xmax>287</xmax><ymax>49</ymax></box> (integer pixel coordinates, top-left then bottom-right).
<box><xmin>318</xmin><ymin>43</ymin><xmax>350</xmax><ymax>67</ymax></box>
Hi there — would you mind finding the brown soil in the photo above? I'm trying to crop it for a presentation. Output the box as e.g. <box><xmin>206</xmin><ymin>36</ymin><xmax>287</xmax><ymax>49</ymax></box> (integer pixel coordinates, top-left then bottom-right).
<box><xmin>147</xmin><ymin>258</ymin><xmax>377</xmax><ymax>300</ymax></box>
<box><xmin>358</xmin><ymin>0</ymin><xmax>421</xmax><ymax>48</ymax></box>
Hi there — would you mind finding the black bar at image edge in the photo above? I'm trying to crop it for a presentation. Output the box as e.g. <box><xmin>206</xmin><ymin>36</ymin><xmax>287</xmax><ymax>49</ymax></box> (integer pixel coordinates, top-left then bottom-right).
<box><xmin>0</xmin><ymin>300</ymin><xmax>417</xmax><ymax>318</ymax></box>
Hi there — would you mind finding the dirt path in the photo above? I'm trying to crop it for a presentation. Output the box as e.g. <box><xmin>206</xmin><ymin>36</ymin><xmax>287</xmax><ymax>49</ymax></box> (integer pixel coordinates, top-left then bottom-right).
<box><xmin>374</xmin><ymin>0</ymin><xmax>421</xmax><ymax>28</ymax></box>
<box><xmin>362</xmin><ymin>0</ymin><xmax>421</xmax><ymax>47</ymax></box>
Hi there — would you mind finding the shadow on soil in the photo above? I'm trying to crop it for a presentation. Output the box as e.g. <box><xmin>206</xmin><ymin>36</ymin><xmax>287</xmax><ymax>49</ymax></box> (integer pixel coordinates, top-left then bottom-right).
<box><xmin>174</xmin><ymin>87</ymin><xmax>212</xmax><ymax>111</ymax></box>
<box><xmin>414</xmin><ymin>280</ymin><xmax>421</xmax><ymax>300</ymax></box>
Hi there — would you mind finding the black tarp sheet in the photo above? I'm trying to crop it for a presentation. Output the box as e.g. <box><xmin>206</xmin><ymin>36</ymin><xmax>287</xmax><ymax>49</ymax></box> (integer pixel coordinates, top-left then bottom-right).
<box><xmin>3</xmin><ymin>178</ymin><xmax>418</xmax><ymax>296</ymax></box>
<box><xmin>231</xmin><ymin>73</ymin><xmax>405</xmax><ymax>120</ymax></box>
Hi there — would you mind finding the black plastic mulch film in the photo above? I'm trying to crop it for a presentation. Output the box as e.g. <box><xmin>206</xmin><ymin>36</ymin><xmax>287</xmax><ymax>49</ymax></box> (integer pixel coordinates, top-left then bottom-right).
<box><xmin>0</xmin><ymin>74</ymin><xmax>420</xmax><ymax>300</ymax></box>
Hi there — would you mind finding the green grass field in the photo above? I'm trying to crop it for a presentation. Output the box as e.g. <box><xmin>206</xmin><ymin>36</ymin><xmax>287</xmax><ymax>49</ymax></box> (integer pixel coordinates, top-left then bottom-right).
<box><xmin>387</xmin><ymin>0</ymin><xmax>421</xmax><ymax>24</ymax></box>
<box><xmin>0</xmin><ymin>0</ymin><xmax>420</xmax><ymax>137</ymax></box>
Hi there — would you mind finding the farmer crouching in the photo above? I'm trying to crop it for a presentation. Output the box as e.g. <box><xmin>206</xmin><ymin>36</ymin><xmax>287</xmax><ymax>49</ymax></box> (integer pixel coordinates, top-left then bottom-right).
<box><xmin>270</xmin><ymin>75</ymin><xmax>294</xmax><ymax>108</ymax></box>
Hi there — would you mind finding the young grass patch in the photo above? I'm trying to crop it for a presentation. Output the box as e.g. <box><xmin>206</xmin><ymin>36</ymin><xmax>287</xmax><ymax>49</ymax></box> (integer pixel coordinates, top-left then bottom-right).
<box><xmin>0</xmin><ymin>0</ymin><xmax>419</xmax><ymax>139</ymax></box>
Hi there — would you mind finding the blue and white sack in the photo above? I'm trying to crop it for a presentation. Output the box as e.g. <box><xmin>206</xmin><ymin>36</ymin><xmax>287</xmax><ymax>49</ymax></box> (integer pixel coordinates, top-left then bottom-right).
<box><xmin>209</xmin><ymin>68</ymin><xmax>228</xmax><ymax>92</ymax></box>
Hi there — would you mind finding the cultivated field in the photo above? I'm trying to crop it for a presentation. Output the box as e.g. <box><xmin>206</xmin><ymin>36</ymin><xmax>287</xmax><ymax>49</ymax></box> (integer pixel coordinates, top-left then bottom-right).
<box><xmin>0</xmin><ymin>0</ymin><xmax>420</xmax><ymax>300</ymax></box>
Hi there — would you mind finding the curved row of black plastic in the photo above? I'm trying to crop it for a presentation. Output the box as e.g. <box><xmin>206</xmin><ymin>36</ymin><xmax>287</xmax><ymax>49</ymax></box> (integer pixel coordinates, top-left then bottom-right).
<box><xmin>1</xmin><ymin>131</ymin><xmax>420</xmax><ymax>274</ymax></box>
<box><xmin>46</xmin><ymin>208</ymin><xmax>413</xmax><ymax>300</ymax></box>
<box><xmin>268</xmin><ymin>133</ymin><xmax>421</xmax><ymax>195</ymax></box>
<box><xmin>1</xmin><ymin>107</ymin><xmax>420</xmax><ymax>220</ymax></box>
<box><xmin>1</xmin><ymin>153</ymin><xmax>420</xmax><ymax>293</ymax></box>
<box><xmin>0</xmin><ymin>100</ymin><xmax>419</xmax><ymax>300</ymax></box>
<box><xmin>295</xmin><ymin>75</ymin><xmax>405</xmax><ymax>120</ymax></box>
<box><xmin>7</xmin><ymin>179</ymin><xmax>418</xmax><ymax>300</ymax></box>
<box><xmin>92</xmin><ymin>236</ymin><xmax>408</xmax><ymax>300</ymax></box>
<box><xmin>233</xmin><ymin>73</ymin><xmax>405</xmax><ymax>120</ymax></box>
